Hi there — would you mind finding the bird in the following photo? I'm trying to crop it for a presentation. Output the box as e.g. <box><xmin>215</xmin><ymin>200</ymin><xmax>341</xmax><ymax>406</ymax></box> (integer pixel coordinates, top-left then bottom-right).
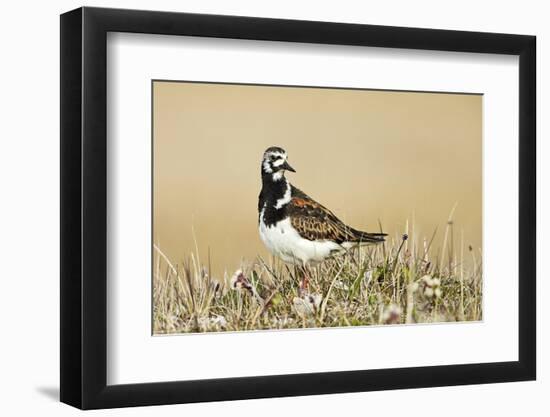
<box><xmin>258</xmin><ymin>146</ymin><xmax>386</xmax><ymax>288</ymax></box>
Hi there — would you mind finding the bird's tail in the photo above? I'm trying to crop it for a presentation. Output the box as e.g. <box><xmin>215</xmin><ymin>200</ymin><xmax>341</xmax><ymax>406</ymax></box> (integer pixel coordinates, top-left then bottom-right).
<box><xmin>349</xmin><ymin>228</ymin><xmax>387</xmax><ymax>244</ymax></box>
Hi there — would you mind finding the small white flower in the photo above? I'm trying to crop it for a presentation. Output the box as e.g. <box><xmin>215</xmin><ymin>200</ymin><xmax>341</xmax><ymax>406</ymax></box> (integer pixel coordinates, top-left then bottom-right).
<box><xmin>382</xmin><ymin>304</ymin><xmax>402</xmax><ymax>324</ymax></box>
<box><xmin>230</xmin><ymin>270</ymin><xmax>254</xmax><ymax>294</ymax></box>
<box><xmin>211</xmin><ymin>315</ymin><xmax>227</xmax><ymax>327</ymax></box>
<box><xmin>198</xmin><ymin>315</ymin><xmax>227</xmax><ymax>330</ymax></box>
<box><xmin>421</xmin><ymin>275</ymin><xmax>434</xmax><ymax>286</ymax></box>
<box><xmin>418</xmin><ymin>274</ymin><xmax>441</xmax><ymax>299</ymax></box>
<box><xmin>334</xmin><ymin>280</ymin><xmax>350</xmax><ymax>291</ymax></box>
<box><xmin>308</xmin><ymin>293</ymin><xmax>322</xmax><ymax>309</ymax></box>
<box><xmin>230</xmin><ymin>269</ymin><xmax>244</xmax><ymax>288</ymax></box>
<box><xmin>293</xmin><ymin>297</ymin><xmax>315</xmax><ymax>316</ymax></box>
<box><xmin>293</xmin><ymin>293</ymin><xmax>322</xmax><ymax>317</ymax></box>
<box><xmin>271</xmin><ymin>316</ymin><xmax>295</xmax><ymax>327</ymax></box>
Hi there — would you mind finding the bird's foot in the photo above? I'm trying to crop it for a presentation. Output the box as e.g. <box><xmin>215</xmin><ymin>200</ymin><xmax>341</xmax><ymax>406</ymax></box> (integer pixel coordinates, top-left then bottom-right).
<box><xmin>298</xmin><ymin>275</ymin><xmax>310</xmax><ymax>297</ymax></box>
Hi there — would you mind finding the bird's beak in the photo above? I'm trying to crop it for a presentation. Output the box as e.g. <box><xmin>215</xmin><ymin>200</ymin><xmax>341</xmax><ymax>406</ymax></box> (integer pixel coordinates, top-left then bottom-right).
<box><xmin>281</xmin><ymin>161</ymin><xmax>296</xmax><ymax>172</ymax></box>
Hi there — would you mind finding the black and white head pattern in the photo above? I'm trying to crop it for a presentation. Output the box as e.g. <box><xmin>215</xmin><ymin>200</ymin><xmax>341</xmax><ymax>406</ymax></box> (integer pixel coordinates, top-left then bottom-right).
<box><xmin>261</xmin><ymin>146</ymin><xmax>295</xmax><ymax>181</ymax></box>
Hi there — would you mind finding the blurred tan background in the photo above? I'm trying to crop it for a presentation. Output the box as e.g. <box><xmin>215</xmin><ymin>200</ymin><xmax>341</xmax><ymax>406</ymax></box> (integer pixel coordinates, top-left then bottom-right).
<box><xmin>153</xmin><ymin>81</ymin><xmax>481</xmax><ymax>278</ymax></box>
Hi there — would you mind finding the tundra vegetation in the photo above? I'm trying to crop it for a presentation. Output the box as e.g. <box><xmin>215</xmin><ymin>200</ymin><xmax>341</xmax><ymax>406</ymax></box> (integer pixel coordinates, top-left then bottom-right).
<box><xmin>153</xmin><ymin>216</ymin><xmax>482</xmax><ymax>334</ymax></box>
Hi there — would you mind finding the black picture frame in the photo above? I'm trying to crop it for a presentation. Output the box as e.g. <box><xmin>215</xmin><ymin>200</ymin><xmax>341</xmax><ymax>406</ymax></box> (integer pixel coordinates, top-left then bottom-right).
<box><xmin>60</xmin><ymin>6</ymin><xmax>536</xmax><ymax>410</ymax></box>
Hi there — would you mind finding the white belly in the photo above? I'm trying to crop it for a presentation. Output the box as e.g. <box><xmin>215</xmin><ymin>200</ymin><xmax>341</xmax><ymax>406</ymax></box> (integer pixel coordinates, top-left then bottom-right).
<box><xmin>259</xmin><ymin>214</ymin><xmax>344</xmax><ymax>266</ymax></box>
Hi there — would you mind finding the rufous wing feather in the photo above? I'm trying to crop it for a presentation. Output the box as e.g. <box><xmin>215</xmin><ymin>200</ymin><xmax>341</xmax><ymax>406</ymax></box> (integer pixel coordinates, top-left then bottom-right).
<box><xmin>287</xmin><ymin>187</ymin><xmax>386</xmax><ymax>244</ymax></box>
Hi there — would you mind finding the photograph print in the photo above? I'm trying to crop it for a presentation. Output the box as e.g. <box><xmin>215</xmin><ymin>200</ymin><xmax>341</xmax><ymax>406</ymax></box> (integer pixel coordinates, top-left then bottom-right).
<box><xmin>152</xmin><ymin>80</ymin><xmax>482</xmax><ymax>334</ymax></box>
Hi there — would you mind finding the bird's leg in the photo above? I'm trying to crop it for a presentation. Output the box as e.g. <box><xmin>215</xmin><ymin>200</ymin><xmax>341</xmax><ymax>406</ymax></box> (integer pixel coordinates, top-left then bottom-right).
<box><xmin>298</xmin><ymin>264</ymin><xmax>310</xmax><ymax>296</ymax></box>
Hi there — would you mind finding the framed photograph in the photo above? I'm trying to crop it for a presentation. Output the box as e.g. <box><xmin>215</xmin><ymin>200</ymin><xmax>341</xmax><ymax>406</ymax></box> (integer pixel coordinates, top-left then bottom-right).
<box><xmin>60</xmin><ymin>6</ymin><xmax>536</xmax><ymax>409</ymax></box>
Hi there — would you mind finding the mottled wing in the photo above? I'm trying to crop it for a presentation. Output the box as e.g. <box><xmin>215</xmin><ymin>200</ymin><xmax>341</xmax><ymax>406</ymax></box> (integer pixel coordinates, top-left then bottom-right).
<box><xmin>287</xmin><ymin>197</ymin><xmax>352</xmax><ymax>242</ymax></box>
<box><xmin>288</xmin><ymin>186</ymin><xmax>385</xmax><ymax>244</ymax></box>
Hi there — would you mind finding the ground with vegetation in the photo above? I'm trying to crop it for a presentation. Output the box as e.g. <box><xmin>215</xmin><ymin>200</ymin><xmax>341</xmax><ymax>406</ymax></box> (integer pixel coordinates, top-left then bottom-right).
<box><xmin>153</xmin><ymin>216</ymin><xmax>482</xmax><ymax>334</ymax></box>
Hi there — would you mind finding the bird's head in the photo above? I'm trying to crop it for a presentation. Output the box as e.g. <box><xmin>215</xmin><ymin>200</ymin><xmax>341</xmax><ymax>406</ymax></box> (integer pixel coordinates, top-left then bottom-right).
<box><xmin>261</xmin><ymin>147</ymin><xmax>296</xmax><ymax>180</ymax></box>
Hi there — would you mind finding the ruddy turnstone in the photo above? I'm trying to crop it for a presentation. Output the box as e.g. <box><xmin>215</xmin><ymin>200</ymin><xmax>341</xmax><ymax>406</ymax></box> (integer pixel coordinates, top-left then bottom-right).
<box><xmin>258</xmin><ymin>147</ymin><xmax>386</xmax><ymax>272</ymax></box>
